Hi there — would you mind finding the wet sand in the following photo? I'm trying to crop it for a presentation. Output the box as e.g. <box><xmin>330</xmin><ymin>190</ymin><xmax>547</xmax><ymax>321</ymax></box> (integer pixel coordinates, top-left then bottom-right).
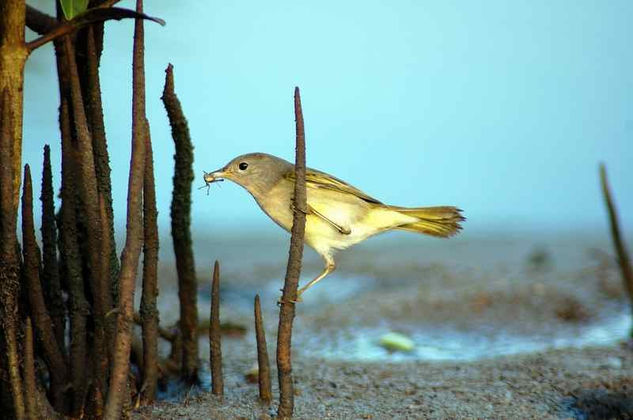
<box><xmin>136</xmin><ymin>345</ymin><xmax>633</xmax><ymax>419</ymax></box>
<box><xmin>133</xmin><ymin>230</ymin><xmax>633</xmax><ymax>419</ymax></box>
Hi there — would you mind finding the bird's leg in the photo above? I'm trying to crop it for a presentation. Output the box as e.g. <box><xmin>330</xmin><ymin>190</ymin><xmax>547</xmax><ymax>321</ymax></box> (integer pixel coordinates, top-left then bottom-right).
<box><xmin>277</xmin><ymin>257</ymin><xmax>336</xmax><ymax>305</ymax></box>
<box><xmin>297</xmin><ymin>256</ymin><xmax>336</xmax><ymax>299</ymax></box>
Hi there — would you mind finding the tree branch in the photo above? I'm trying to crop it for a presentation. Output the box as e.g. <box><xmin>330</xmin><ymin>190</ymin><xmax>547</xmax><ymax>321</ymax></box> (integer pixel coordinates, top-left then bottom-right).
<box><xmin>26</xmin><ymin>7</ymin><xmax>165</xmax><ymax>52</ymax></box>
<box><xmin>25</xmin><ymin>5</ymin><xmax>57</xmax><ymax>35</ymax></box>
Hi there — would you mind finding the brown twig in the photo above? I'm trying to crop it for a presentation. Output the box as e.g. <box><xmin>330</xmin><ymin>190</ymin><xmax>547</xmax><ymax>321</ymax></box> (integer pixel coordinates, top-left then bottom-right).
<box><xmin>130</xmin><ymin>335</ymin><xmax>145</xmax><ymax>375</ymax></box>
<box><xmin>23</xmin><ymin>317</ymin><xmax>38</xmax><ymax>420</ymax></box>
<box><xmin>103</xmin><ymin>1</ymin><xmax>148</xmax><ymax>418</ymax></box>
<box><xmin>25</xmin><ymin>1</ymin><xmax>125</xmax><ymax>36</ymax></box>
<box><xmin>254</xmin><ymin>294</ymin><xmax>272</xmax><ymax>405</ymax></box>
<box><xmin>168</xmin><ymin>327</ymin><xmax>183</xmax><ymax>369</ymax></box>
<box><xmin>59</xmin><ymin>97</ymin><xmax>91</xmax><ymax>417</ymax></box>
<box><xmin>133</xmin><ymin>313</ymin><xmax>177</xmax><ymax>343</ymax></box>
<box><xmin>162</xmin><ymin>63</ymin><xmax>200</xmax><ymax>384</ymax></box>
<box><xmin>140</xmin><ymin>118</ymin><xmax>160</xmax><ymax>404</ymax></box>
<box><xmin>276</xmin><ymin>87</ymin><xmax>308</xmax><ymax>419</ymax></box>
<box><xmin>21</xmin><ymin>164</ymin><xmax>69</xmax><ymax>411</ymax></box>
<box><xmin>63</xmin><ymin>34</ymin><xmax>112</xmax><ymax>399</ymax></box>
<box><xmin>85</xmin><ymin>385</ymin><xmax>105</xmax><ymax>420</ymax></box>
<box><xmin>600</xmin><ymin>163</ymin><xmax>633</xmax><ymax>333</ymax></box>
<box><xmin>210</xmin><ymin>261</ymin><xmax>224</xmax><ymax>398</ymax></box>
<box><xmin>40</xmin><ymin>145</ymin><xmax>66</xmax><ymax>354</ymax></box>
<box><xmin>25</xmin><ymin>5</ymin><xmax>57</xmax><ymax>35</ymax></box>
<box><xmin>25</xmin><ymin>1</ymin><xmax>125</xmax><ymax>34</ymax></box>
<box><xmin>82</xmin><ymin>24</ymin><xmax>120</xmax><ymax>307</ymax></box>
<box><xmin>26</xmin><ymin>7</ymin><xmax>165</xmax><ymax>52</ymax></box>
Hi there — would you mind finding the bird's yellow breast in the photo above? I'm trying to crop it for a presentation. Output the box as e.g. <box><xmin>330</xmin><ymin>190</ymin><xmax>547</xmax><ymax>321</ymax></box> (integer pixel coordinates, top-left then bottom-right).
<box><xmin>254</xmin><ymin>179</ymin><xmax>416</xmax><ymax>258</ymax></box>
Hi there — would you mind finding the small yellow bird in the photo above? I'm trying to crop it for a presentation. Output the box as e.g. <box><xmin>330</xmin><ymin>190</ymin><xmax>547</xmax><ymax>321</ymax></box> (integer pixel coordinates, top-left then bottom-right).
<box><xmin>205</xmin><ymin>153</ymin><xmax>464</xmax><ymax>299</ymax></box>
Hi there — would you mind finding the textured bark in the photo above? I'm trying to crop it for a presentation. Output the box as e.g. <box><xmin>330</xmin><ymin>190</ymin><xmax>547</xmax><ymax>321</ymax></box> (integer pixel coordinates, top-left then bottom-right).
<box><xmin>23</xmin><ymin>319</ymin><xmax>61</xmax><ymax>419</ymax></box>
<box><xmin>140</xmin><ymin>119</ymin><xmax>159</xmax><ymax>404</ymax></box>
<box><xmin>103</xmin><ymin>1</ymin><xmax>147</xmax><ymax>417</ymax></box>
<box><xmin>134</xmin><ymin>312</ymin><xmax>176</xmax><ymax>343</ymax></box>
<box><xmin>23</xmin><ymin>318</ymin><xmax>37</xmax><ymax>420</ymax></box>
<box><xmin>209</xmin><ymin>261</ymin><xmax>223</xmax><ymax>398</ymax></box>
<box><xmin>79</xmin><ymin>24</ymin><xmax>119</xmax><ymax>309</ymax></box>
<box><xmin>168</xmin><ymin>327</ymin><xmax>183</xmax><ymax>371</ymax></box>
<box><xmin>254</xmin><ymin>294</ymin><xmax>272</xmax><ymax>405</ymax></box>
<box><xmin>600</xmin><ymin>164</ymin><xmax>633</xmax><ymax>333</ymax></box>
<box><xmin>40</xmin><ymin>145</ymin><xmax>65</xmax><ymax>353</ymax></box>
<box><xmin>49</xmin><ymin>11</ymin><xmax>95</xmax><ymax>416</ymax></box>
<box><xmin>21</xmin><ymin>165</ymin><xmax>69</xmax><ymax>412</ymax></box>
<box><xmin>63</xmin><ymin>35</ymin><xmax>110</xmax><ymax>401</ymax></box>
<box><xmin>0</xmin><ymin>2</ymin><xmax>27</xmax><ymax>418</ymax></box>
<box><xmin>276</xmin><ymin>87</ymin><xmax>307</xmax><ymax>419</ymax></box>
<box><xmin>59</xmin><ymin>97</ymin><xmax>90</xmax><ymax>418</ymax></box>
<box><xmin>0</xmin><ymin>94</ymin><xmax>24</xmax><ymax>420</ymax></box>
<box><xmin>161</xmin><ymin>64</ymin><xmax>199</xmax><ymax>383</ymax></box>
<box><xmin>0</xmin><ymin>0</ymin><xmax>27</xmax><ymax>211</ymax></box>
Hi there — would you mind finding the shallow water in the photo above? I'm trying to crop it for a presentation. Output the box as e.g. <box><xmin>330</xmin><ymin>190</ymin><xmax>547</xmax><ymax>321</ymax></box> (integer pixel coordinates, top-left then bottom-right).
<box><xmin>145</xmin><ymin>231</ymin><xmax>633</xmax><ymax>415</ymax></box>
<box><xmin>154</xmin><ymin>232</ymin><xmax>631</xmax><ymax>390</ymax></box>
<box><xmin>157</xmin><ymin>308</ymin><xmax>630</xmax><ymax>401</ymax></box>
<box><xmin>299</xmin><ymin>310</ymin><xmax>630</xmax><ymax>362</ymax></box>
<box><xmin>190</xmin><ymin>267</ymin><xmax>631</xmax><ymax>364</ymax></box>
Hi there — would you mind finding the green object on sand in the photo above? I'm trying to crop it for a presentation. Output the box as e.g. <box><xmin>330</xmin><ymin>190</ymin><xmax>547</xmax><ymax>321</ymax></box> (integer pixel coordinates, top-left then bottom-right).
<box><xmin>379</xmin><ymin>332</ymin><xmax>415</xmax><ymax>352</ymax></box>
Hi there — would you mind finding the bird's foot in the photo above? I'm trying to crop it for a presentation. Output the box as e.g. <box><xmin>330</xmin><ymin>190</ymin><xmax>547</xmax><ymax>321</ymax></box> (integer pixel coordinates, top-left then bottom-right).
<box><xmin>289</xmin><ymin>202</ymin><xmax>308</xmax><ymax>215</ymax></box>
<box><xmin>277</xmin><ymin>289</ymin><xmax>303</xmax><ymax>305</ymax></box>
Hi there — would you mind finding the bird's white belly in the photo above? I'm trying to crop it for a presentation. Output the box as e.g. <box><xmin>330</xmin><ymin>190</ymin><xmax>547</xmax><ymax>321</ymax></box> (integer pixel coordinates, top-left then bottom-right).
<box><xmin>304</xmin><ymin>203</ymin><xmax>415</xmax><ymax>256</ymax></box>
<box><xmin>253</xmin><ymin>183</ymin><xmax>416</xmax><ymax>258</ymax></box>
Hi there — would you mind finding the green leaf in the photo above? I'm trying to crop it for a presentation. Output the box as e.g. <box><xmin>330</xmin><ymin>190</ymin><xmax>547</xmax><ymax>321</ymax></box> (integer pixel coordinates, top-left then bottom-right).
<box><xmin>59</xmin><ymin>0</ymin><xmax>89</xmax><ymax>20</ymax></box>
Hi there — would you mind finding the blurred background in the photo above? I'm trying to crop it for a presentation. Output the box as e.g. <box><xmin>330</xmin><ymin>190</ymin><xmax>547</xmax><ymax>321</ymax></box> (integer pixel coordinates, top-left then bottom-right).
<box><xmin>23</xmin><ymin>0</ymin><xmax>632</xmax><ymax>242</ymax></box>
<box><xmin>17</xmin><ymin>0</ymin><xmax>633</xmax><ymax>371</ymax></box>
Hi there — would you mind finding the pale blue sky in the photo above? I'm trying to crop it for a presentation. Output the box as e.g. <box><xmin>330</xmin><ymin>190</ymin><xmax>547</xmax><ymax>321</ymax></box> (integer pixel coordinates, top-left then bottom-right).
<box><xmin>23</xmin><ymin>0</ymin><xmax>633</xmax><ymax>236</ymax></box>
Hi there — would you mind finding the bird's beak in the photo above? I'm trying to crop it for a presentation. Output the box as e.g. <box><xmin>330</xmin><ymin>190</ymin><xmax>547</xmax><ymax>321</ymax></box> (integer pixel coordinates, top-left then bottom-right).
<box><xmin>204</xmin><ymin>169</ymin><xmax>226</xmax><ymax>184</ymax></box>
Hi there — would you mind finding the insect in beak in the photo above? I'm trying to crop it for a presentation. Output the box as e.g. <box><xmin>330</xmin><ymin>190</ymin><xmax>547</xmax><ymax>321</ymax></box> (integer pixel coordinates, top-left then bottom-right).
<box><xmin>199</xmin><ymin>171</ymin><xmax>224</xmax><ymax>195</ymax></box>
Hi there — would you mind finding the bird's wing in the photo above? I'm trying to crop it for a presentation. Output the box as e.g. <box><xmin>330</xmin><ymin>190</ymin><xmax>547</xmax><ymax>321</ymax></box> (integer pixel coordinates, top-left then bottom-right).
<box><xmin>307</xmin><ymin>204</ymin><xmax>351</xmax><ymax>235</ymax></box>
<box><xmin>284</xmin><ymin>168</ymin><xmax>382</xmax><ymax>204</ymax></box>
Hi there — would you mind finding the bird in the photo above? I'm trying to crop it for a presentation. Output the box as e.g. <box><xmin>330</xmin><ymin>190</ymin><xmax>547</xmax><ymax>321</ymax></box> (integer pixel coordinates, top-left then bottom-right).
<box><xmin>204</xmin><ymin>153</ymin><xmax>464</xmax><ymax>300</ymax></box>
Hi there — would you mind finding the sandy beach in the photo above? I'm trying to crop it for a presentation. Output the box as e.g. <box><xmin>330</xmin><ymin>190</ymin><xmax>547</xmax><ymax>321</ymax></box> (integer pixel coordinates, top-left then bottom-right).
<box><xmin>133</xmin><ymin>230</ymin><xmax>633</xmax><ymax>419</ymax></box>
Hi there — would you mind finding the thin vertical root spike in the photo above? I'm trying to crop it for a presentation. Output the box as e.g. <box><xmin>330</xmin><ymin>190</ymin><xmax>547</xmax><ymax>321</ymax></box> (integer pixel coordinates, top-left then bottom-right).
<box><xmin>255</xmin><ymin>294</ymin><xmax>272</xmax><ymax>404</ymax></box>
<box><xmin>210</xmin><ymin>260</ymin><xmax>224</xmax><ymax>398</ymax></box>
<box><xmin>600</xmin><ymin>163</ymin><xmax>633</xmax><ymax>334</ymax></box>
<box><xmin>276</xmin><ymin>86</ymin><xmax>308</xmax><ymax>419</ymax></box>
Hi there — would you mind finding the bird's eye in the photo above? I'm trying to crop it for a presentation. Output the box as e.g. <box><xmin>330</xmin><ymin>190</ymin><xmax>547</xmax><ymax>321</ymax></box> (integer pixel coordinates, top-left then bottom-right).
<box><xmin>238</xmin><ymin>162</ymin><xmax>248</xmax><ymax>171</ymax></box>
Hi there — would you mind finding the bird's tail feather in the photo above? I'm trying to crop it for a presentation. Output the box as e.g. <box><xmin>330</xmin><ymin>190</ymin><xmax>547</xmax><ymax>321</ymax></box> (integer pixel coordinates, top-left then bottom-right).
<box><xmin>390</xmin><ymin>206</ymin><xmax>465</xmax><ymax>238</ymax></box>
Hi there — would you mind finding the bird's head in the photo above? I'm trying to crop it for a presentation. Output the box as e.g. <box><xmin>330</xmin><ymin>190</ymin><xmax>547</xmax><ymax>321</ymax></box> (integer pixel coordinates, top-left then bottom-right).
<box><xmin>204</xmin><ymin>152</ymin><xmax>292</xmax><ymax>196</ymax></box>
